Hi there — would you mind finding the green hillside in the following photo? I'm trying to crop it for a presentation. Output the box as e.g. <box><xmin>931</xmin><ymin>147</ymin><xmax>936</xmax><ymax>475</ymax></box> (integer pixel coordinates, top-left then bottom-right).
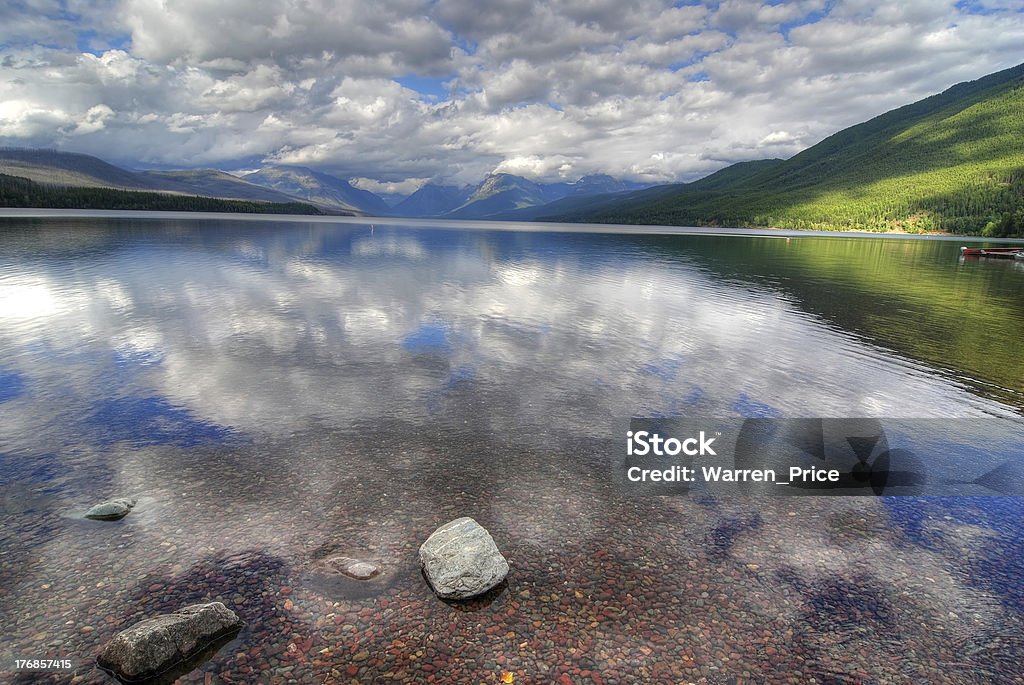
<box><xmin>0</xmin><ymin>147</ymin><xmax>164</xmax><ymax>189</ymax></box>
<box><xmin>0</xmin><ymin>173</ymin><xmax>323</xmax><ymax>215</ymax></box>
<box><xmin>557</xmin><ymin>63</ymin><xmax>1024</xmax><ymax>236</ymax></box>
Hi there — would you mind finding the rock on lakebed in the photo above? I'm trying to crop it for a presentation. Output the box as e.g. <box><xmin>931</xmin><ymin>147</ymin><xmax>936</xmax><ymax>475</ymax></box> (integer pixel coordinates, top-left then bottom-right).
<box><xmin>419</xmin><ymin>517</ymin><xmax>509</xmax><ymax>600</ymax></box>
<box><xmin>96</xmin><ymin>601</ymin><xmax>243</xmax><ymax>684</ymax></box>
<box><xmin>85</xmin><ymin>497</ymin><xmax>137</xmax><ymax>521</ymax></box>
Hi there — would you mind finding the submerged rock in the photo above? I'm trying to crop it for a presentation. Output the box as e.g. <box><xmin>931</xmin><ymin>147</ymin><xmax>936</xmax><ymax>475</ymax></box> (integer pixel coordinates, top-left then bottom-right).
<box><xmin>419</xmin><ymin>517</ymin><xmax>509</xmax><ymax>600</ymax></box>
<box><xmin>309</xmin><ymin>555</ymin><xmax>382</xmax><ymax>581</ymax></box>
<box><xmin>330</xmin><ymin>556</ymin><xmax>381</xmax><ymax>580</ymax></box>
<box><xmin>305</xmin><ymin>554</ymin><xmax>393</xmax><ymax>600</ymax></box>
<box><xmin>85</xmin><ymin>497</ymin><xmax>137</xmax><ymax>521</ymax></box>
<box><xmin>96</xmin><ymin>602</ymin><xmax>243</xmax><ymax>685</ymax></box>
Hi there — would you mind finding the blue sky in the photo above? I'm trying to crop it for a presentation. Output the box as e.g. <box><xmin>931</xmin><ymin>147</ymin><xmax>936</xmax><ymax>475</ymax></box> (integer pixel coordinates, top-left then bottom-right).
<box><xmin>1</xmin><ymin>0</ymin><xmax>1024</xmax><ymax>191</ymax></box>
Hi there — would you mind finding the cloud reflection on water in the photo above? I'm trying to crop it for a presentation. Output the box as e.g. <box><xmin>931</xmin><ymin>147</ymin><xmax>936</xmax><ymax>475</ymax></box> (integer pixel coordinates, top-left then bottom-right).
<box><xmin>0</xmin><ymin>220</ymin><xmax>1022</xmax><ymax>683</ymax></box>
<box><xmin>0</xmin><ymin>221</ymin><xmax>1018</xmax><ymax>455</ymax></box>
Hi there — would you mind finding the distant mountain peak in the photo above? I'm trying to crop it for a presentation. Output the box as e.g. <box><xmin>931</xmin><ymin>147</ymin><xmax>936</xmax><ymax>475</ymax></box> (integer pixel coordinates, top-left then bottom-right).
<box><xmin>243</xmin><ymin>165</ymin><xmax>390</xmax><ymax>215</ymax></box>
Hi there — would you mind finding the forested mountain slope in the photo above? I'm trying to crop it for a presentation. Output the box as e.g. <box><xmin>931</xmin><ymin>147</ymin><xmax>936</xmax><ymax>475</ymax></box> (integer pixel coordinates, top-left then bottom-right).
<box><xmin>555</xmin><ymin>63</ymin><xmax>1024</xmax><ymax>236</ymax></box>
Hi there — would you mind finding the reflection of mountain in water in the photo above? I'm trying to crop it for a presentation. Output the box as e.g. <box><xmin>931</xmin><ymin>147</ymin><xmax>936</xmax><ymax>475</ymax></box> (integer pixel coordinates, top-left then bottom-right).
<box><xmin>630</xmin><ymin>233</ymin><xmax>1024</xmax><ymax>411</ymax></box>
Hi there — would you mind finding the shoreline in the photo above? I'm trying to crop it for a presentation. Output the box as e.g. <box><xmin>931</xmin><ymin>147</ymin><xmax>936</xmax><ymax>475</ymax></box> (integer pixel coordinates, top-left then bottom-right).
<box><xmin>2</xmin><ymin>207</ymin><xmax>1024</xmax><ymax>243</ymax></box>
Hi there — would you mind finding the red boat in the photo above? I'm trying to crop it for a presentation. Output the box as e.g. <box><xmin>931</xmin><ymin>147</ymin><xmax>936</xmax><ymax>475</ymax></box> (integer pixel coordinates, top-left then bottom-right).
<box><xmin>960</xmin><ymin>246</ymin><xmax>1024</xmax><ymax>257</ymax></box>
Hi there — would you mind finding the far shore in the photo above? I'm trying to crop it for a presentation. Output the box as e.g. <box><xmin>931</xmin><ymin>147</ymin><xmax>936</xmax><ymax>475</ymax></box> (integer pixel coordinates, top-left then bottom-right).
<box><xmin>2</xmin><ymin>207</ymin><xmax>1023</xmax><ymax>243</ymax></box>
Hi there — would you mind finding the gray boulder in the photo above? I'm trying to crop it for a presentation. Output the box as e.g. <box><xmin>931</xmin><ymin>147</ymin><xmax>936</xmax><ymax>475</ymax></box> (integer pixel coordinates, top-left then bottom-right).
<box><xmin>96</xmin><ymin>602</ymin><xmax>243</xmax><ymax>683</ymax></box>
<box><xmin>419</xmin><ymin>517</ymin><xmax>509</xmax><ymax>599</ymax></box>
<box><xmin>85</xmin><ymin>497</ymin><xmax>137</xmax><ymax>521</ymax></box>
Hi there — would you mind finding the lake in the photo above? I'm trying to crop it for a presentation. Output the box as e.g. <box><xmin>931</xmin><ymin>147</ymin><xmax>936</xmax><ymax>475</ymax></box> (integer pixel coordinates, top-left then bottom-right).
<box><xmin>1</xmin><ymin>214</ymin><xmax>1023</xmax><ymax>684</ymax></box>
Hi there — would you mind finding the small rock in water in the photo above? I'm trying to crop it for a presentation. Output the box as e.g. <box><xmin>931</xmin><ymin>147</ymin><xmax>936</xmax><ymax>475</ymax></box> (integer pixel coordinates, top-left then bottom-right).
<box><xmin>304</xmin><ymin>555</ymin><xmax>391</xmax><ymax>600</ymax></box>
<box><xmin>419</xmin><ymin>517</ymin><xmax>509</xmax><ymax>600</ymax></box>
<box><xmin>310</xmin><ymin>556</ymin><xmax>382</xmax><ymax>581</ymax></box>
<box><xmin>328</xmin><ymin>557</ymin><xmax>381</xmax><ymax>580</ymax></box>
<box><xmin>96</xmin><ymin>601</ymin><xmax>243</xmax><ymax>684</ymax></box>
<box><xmin>85</xmin><ymin>497</ymin><xmax>137</xmax><ymax>521</ymax></box>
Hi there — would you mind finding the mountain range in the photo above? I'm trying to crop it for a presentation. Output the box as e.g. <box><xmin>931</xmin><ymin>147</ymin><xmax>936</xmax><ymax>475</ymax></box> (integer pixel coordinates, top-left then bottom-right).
<box><xmin>397</xmin><ymin>173</ymin><xmax>650</xmax><ymax>219</ymax></box>
<box><xmin>3</xmin><ymin>61</ymin><xmax>1024</xmax><ymax>235</ymax></box>
<box><xmin>0</xmin><ymin>148</ymin><xmax>301</xmax><ymax>203</ymax></box>
<box><xmin>0</xmin><ymin>148</ymin><xmax>651</xmax><ymax>219</ymax></box>
<box><xmin>241</xmin><ymin>166</ymin><xmax>393</xmax><ymax>215</ymax></box>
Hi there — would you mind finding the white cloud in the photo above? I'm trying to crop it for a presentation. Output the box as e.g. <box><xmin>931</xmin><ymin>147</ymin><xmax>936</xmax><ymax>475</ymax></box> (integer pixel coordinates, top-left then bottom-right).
<box><xmin>72</xmin><ymin>103</ymin><xmax>115</xmax><ymax>134</ymax></box>
<box><xmin>121</xmin><ymin>0</ymin><xmax>454</xmax><ymax>75</ymax></box>
<box><xmin>200</xmin><ymin>64</ymin><xmax>297</xmax><ymax>113</ymax></box>
<box><xmin>350</xmin><ymin>177</ymin><xmax>429</xmax><ymax>195</ymax></box>
<box><xmin>495</xmin><ymin>154</ymin><xmax>576</xmax><ymax>178</ymax></box>
<box><xmin>0</xmin><ymin>99</ymin><xmax>73</xmax><ymax>138</ymax></box>
<box><xmin>0</xmin><ymin>0</ymin><xmax>1023</xmax><ymax>184</ymax></box>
